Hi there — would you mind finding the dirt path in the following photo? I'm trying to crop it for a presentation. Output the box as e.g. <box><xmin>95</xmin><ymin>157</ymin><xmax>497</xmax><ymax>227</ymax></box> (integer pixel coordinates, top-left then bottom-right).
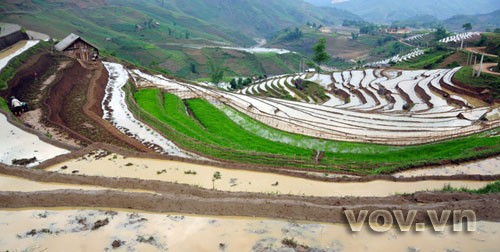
<box><xmin>398</xmin><ymin>38</ymin><xmax>416</xmax><ymax>48</ymax></box>
<box><xmin>465</xmin><ymin>47</ymin><xmax>498</xmax><ymax>58</ymax></box>
<box><xmin>473</xmin><ymin>62</ymin><xmax>500</xmax><ymax>76</ymax></box>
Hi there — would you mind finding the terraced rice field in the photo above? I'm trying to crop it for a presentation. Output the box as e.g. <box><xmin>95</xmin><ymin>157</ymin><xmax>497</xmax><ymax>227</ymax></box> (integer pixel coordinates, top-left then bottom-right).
<box><xmin>130</xmin><ymin>66</ymin><xmax>499</xmax><ymax>145</ymax></box>
<box><xmin>96</xmin><ymin>63</ymin><xmax>500</xmax><ymax>173</ymax></box>
<box><xmin>439</xmin><ymin>32</ymin><xmax>481</xmax><ymax>44</ymax></box>
<box><xmin>365</xmin><ymin>48</ymin><xmax>425</xmax><ymax>67</ymax></box>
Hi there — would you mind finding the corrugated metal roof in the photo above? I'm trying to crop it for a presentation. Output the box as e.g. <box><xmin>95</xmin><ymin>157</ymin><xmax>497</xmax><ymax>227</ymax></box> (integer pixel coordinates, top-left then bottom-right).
<box><xmin>54</xmin><ymin>33</ymin><xmax>99</xmax><ymax>52</ymax></box>
<box><xmin>54</xmin><ymin>33</ymin><xmax>80</xmax><ymax>52</ymax></box>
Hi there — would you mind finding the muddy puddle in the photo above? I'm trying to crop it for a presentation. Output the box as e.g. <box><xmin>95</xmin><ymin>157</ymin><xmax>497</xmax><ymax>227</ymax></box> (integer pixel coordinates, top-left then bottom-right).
<box><xmin>0</xmin><ymin>208</ymin><xmax>498</xmax><ymax>251</ymax></box>
<box><xmin>45</xmin><ymin>152</ymin><xmax>491</xmax><ymax>197</ymax></box>
<box><xmin>395</xmin><ymin>156</ymin><xmax>500</xmax><ymax>177</ymax></box>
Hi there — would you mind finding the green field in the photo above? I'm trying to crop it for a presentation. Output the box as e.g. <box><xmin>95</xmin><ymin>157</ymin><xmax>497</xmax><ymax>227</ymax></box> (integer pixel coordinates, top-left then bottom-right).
<box><xmin>453</xmin><ymin>66</ymin><xmax>500</xmax><ymax>99</ymax></box>
<box><xmin>131</xmin><ymin>88</ymin><xmax>500</xmax><ymax>174</ymax></box>
<box><xmin>395</xmin><ymin>49</ymin><xmax>453</xmax><ymax>69</ymax></box>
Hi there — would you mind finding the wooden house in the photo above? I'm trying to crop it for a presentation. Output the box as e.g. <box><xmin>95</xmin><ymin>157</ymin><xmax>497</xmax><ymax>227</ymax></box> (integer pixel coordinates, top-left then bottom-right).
<box><xmin>55</xmin><ymin>33</ymin><xmax>99</xmax><ymax>61</ymax></box>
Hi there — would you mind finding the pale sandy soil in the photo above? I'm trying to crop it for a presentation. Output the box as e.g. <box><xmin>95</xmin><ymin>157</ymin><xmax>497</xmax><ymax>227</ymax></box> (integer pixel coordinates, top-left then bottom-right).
<box><xmin>45</xmin><ymin>152</ymin><xmax>491</xmax><ymax>197</ymax></box>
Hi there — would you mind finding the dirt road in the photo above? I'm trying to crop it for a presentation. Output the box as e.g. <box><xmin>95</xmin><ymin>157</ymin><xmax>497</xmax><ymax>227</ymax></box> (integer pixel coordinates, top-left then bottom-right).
<box><xmin>473</xmin><ymin>62</ymin><xmax>500</xmax><ymax>76</ymax></box>
<box><xmin>465</xmin><ymin>47</ymin><xmax>498</xmax><ymax>58</ymax></box>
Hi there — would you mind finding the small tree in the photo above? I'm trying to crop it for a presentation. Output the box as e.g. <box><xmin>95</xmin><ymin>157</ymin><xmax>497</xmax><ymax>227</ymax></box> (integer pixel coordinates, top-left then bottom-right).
<box><xmin>312</xmin><ymin>38</ymin><xmax>330</xmax><ymax>74</ymax></box>
<box><xmin>212</xmin><ymin>171</ymin><xmax>222</xmax><ymax>190</ymax></box>
<box><xmin>229</xmin><ymin>78</ymin><xmax>237</xmax><ymax>89</ymax></box>
<box><xmin>245</xmin><ymin>77</ymin><xmax>252</xmax><ymax>85</ymax></box>
<box><xmin>462</xmin><ymin>23</ymin><xmax>472</xmax><ymax>32</ymax></box>
<box><xmin>209</xmin><ymin>62</ymin><xmax>226</xmax><ymax>84</ymax></box>
<box><xmin>434</xmin><ymin>26</ymin><xmax>448</xmax><ymax>41</ymax></box>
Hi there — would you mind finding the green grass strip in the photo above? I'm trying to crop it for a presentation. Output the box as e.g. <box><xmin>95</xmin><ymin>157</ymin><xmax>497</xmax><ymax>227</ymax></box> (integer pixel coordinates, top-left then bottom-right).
<box><xmin>442</xmin><ymin>180</ymin><xmax>500</xmax><ymax>194</ymax></box>
<box><xmin>453</xmin><ymin>66</ymin><xmax>500</xmax><ymax>99</ymax></box>
<box><xmin>133</xmin><ymin>88</ymin><xmax>500</xmax><ymax>174</ymax></box>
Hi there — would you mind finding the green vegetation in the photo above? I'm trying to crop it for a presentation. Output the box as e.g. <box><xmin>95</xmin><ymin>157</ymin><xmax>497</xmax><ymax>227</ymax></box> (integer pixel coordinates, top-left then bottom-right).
<box><xmin>476</xmin><ymin>32</ymin><xmax>500</xmax><ymax>56</ymax></box>
<box><xmin>442</xmin><ymin>181</ymin><xmax>500</xmax><ymax>194</ymax></box>
<box><xmin>371</xmin><ymin>41</ymin><xmax>412</xmax><ymax>58</ymax></box>
<box><xmin>394</xmin><ymin>49</ymin><xmax>453</xmax><ymax>69</ymax></box>
<box><xmin>312</xmin><ymin>38</ymin><xmax>329</xmax><ymax>72</ymax></box>
<box><xmin>209</xmin><ymin>62</ymin><xmax>227</xmax><ymax>84</ymax></box>
<box><xmin>229</xmin><ymin>77</ymin><xmax>252</xmax><ymax>89</ymax></box>
<box><xmin>250</xmin><ymin>78</ymin><xmax>328</xmax><ymax>102</ymax></box>
<box><xmin>218</xmin><ymin>105</ymin><xmax>397</xmax><ymax>154</ymax></box>
<box><xmin>0</xmin><ymin>97</ymin><xmax>9</xmax><ymax>112</ymax></box>
<box><xmin>0</xmin><ymin>41</ymin><xmax>49</xmax><ymax>90</ymax></box>
<box><xmin>433</xmin><ymin>27</ymin><xmax>449</xmax><ymax>41</ymax></box>
<box><xmin>131</xmin><ymin>88</ymin><xmax>500</xmax><ymax>174</ymax></box>
<box><xmin>453</xmin><ymin>66</ymin><xmax>500</xmax><ymax>99</ymax></box>
<box><xmin>0</xmin><ymin>0</ymin><xmax>357</xmax><ymax>79</ymax></box>
<box><xmin>271</xmin><ymin>27</ymin><xmax>304</xmax><ymax>42</ymax></box>
<box><xmin>462</xmin><ymin>23</ymin><xmax>472</xmax><ymax>32</ymax></box>
<box><xmin>295</xmin><ymin>80</ymin><xmax>329</xmax><ymax>103</ymax></box>
<box><xmin>134</xmin><ymin>89</ymin><xmax>308</xmax><ymax>155</ymax></box>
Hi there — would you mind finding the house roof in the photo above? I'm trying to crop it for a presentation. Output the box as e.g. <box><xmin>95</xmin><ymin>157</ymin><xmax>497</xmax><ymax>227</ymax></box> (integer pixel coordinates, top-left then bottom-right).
<box><xmin>54</xmin><ymin>33</ymin><xmax>99</xmax><ymax>52</ymax></box>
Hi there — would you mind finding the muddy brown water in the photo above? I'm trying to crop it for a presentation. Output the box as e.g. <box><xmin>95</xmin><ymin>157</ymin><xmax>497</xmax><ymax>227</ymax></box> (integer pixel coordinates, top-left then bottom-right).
<box><xmin>0</xmin><ymin>173</ymin><xmax>154</xmax><ymax>194</ymax></box>
<box><xmin>0</xmin><ymin>208</ymin><xmax>499</xmax><ymax>251</ymax></box>
<box><xmin>45</xmin><ymin>153</ymin><xmax>491</xmax><ymax>197</ymax></box>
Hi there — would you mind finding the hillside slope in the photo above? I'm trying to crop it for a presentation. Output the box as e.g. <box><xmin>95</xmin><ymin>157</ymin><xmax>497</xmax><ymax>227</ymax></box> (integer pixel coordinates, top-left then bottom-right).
<box><xmin>0</xmin><ymin>0</ymin><xmax>360</xmax><ymax>46</ymax></box>
<box><xmin>0</xmin><ymin>0</ymin><xmax>362</xmax><ymax>79</ymax></box>
<box><xmin>443</xmin><ymin>10</ymin><xmax>500</xmax><ymax>32</ymax></box>
<box><xmin>391</xmin><ymin>10</ymin><xmax>500</xmax><ymax>31</ymax></box>
<box><xmin>330</xmin><ymin>0</ymin><xmax>500</xmax><ymax>23</ymax></box>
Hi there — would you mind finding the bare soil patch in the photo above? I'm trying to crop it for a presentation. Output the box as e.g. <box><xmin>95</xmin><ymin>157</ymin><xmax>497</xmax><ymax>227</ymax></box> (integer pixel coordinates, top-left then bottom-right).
<box><xmin>21</xmin><ymin>108</ymin><xmax>80</xmax><ymax>147</ymax></box>
<box><xmin>42</xmin><ymin>59</ymin><xmax>146</xmax><ymax>150</ymax></box>
<box><xmin>0</xmin><ymin>185</ymin><xmax>499</xmax><ymax>225</ymax></box>
<box><xmin>439</xmin><ymin>51</ymin><xmax>468</xmax><ymax>68</ymax></box>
